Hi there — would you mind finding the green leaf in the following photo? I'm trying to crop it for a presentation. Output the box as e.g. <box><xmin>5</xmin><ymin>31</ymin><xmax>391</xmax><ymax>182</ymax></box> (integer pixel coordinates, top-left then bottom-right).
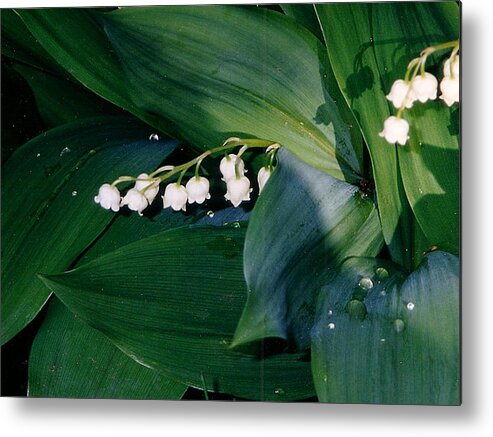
<box><xmin>311</xmin><ymin>251</ymin><xmax>459</xmax><ymax>404</ymax></box>
<box><xmin>101</xmin><ymin>5</ymin><xmax>362</xmax><ymax>181</ymax></box>
<box><xmin>1</xmin><ymin>9</ymin><xmax>67</xmax><ymax>76</ymax></box>
<box><xmin>29</xmin><ymin>200</ymin><xmax>249</xmax><ymax>398</ymax></box>
<box><xmin>315</xmin><ymin>2</ymin><xmax>460</xmax><ymax>261</ymax></box>
<box><xmin>28</xmin><ymin>298</ymin><xmax>187</xmax><ymax>399</ymax></box>
<box><xmin>39</xmin><ymin>226</ymin><xmax>315</xmax><ymax>401</ymax></box>
<box><xmin>1</xmin><ymin>117</ymin><xmax>177</xmax><ymax>344</ymax></box>
<box><xmin>232</xmin><ymin>149</ymin><xmax>383</xmax><ymax>349</ymax></box>
<box><xmin>12</xmin><ymin>62</ymin><xmax>124</xmax><ymax>128</ymax></box>
<box><xmin>15</xmin><ymin>8</ymin><xmax>170</xmax><ymax>137</ymax></box>
<box><xmin>280</xmin><ymin>3</ymin><xmax>324</xmax><ymax>42</ymax></box>
<box><xmin>370</xmin><ymin>2</ymin><xmax>459</xmax><ymax>253</ymax></box>
<box><xmin>315</xmin><ymin>3</ymin><xmax>414</xmax><ymax>267</ymax></box>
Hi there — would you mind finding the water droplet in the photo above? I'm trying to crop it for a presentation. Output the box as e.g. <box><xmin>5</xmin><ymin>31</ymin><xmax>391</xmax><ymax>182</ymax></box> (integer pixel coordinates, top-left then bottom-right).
<box><xmin>299</xmin><ymin>121</ymin><xmax>305</xmax><ymax>126</ymax></box>
<box><xmin>327</xmin><ymin>322</ymin><xmax>336</xmax><ymax>330</ymax></box>
<box><xmin>375</xmin><ymin>267</ymin><xmax>389</xmax><ymax>280</ymax></box>
<box><xmin>274</xmin><ymin>388</ymin><xmax>285</xmax><ymax>395</ymax></box>
<box><xmin>71</xmin><ymin>190</ymin><xmax>78</xmax><ymax>197</ymax></box>
<box><xmin>149</xmin><ymin>133</ymin><xmax>160</xmax><ymax>141</ymax></box>
<box><xmin>36</xmin><ymin>153</ymin><xmax>41</xmax><ymax>158</ymax></box>
<box><xmin>358</xmin><ymin>277</ymin><xmax>374</xmax><ymax>290</ymax></box>
<box><xmin>346</xmin><ymin>299</ymin><xmax>367</xmax><ymax>321</ymax></box>
<box><xmin>407</xmin><ymin>302</ymin><xmax>415</xmax><ymax>311</ymax></box>
<box><xmin>379</xmin><ymin>289</ymin><xmax>387</xmax><ymax>297</ymax></box>
<box><xmin>380</xmin><ymin>338</ymin><xmax>386</xmax><ymax>342</ymax></box>
<box><xmin>393</xmin><ymin>319</ymin><xmax>405</xmax><ymax>333</ymax></box>
<box><xmin>59</xmin><ymin>147</ymin><xmax>71</xmax><ymax>156</ymax></box>
<box><xmin>232</xmin><ymin>222</ymin><xmax>240</xmax><ymax>228</ymax></box>
<box><xmin>207</xmin><ymin>210</ymin><xmax>215</xmax><ymax>218</ymax></box>
<box><xmin>327</xmin><ymin>310</ymin><xmax>333</xmax><ymax>316</ymax></box>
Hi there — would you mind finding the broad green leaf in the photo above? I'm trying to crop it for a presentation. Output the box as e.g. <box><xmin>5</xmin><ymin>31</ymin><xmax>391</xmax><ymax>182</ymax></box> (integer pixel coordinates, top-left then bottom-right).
<box><xmin>12</xmin><ymin>62</ymin><xmax>124</xmax><ymax>128</ymax></box>
<box><xmin>311</xmin><ymin>251</ymin><xmax>459</xmax><ymax>405</ymax></box>
<box><xmin>28</xmin><ymin>182</ymin><xmax>250</xmax><ymax>399</ymax></box>
<box><xmin>370</xmin><ymin>3</ymin><xmax>459</xmax><ymax>253</ymax></box>
<box><xmin>28</xmin><ymin>298</ymin><xmax>187</xmax><ymax>399</ymax></box>
<box><xmin>101</xmin><ymin>6</ymin><xmax>362</xmax><ymax>181</ymax></box>
<box><xmin>280</xmin><ymin>4</ymin><xmax>365</xmax><ymax>174</ymax></box>
<box><xmin>40</xmin><ymin>226</ymin><xmax>315</xmax><ymax>401</ymax></box>
<box><xmin>315</xmin><ymin>3</ymin><xmax>414</xmax><ymax>267</ymax></box>
<box><xmin>232</xmin><ymin>149</ymin><xmax>383</xmax><ymax>349</ymax></box>
<box><xmin>1</xmin><ymin>117</ymin><xmax>177</xmax><ymax>344</ymax></box>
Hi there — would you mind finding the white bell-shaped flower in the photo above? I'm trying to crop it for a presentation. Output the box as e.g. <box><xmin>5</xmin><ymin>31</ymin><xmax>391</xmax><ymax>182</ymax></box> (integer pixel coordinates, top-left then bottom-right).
<box><xmin>225</xmin><ymin>175</ymin><xmax>252</xmax><ymax>207</ymax></box>
<box><xmin>439</xmin><ymin>76</ymin><xmax>459</xmax><ymax>107</ymax></box>
<box><xmin>120</xmin><ymin>188</ymin><xmax>148</xmax><ymax>216</ymax></box>
<box><xmin>94</xmin><ymin>184</ymin><xmax>121</xmax><ymax>212</ymax></box>
<box><xmin>220</xmin><ymin>154</ymin><xmax>245</xmax><ymax>181</ymax></box>
<box><xmin>411</xmin><ymin>72</ymin><xmax>438</xmax><ymax>103</ymax></box>
<box><xmin>186</xmin><ymin>176</ymin><xmax>211</xmax><ymax>204</ymax></box>
<box><xmin>257</xmin><ymin>167</ymin><xmax>272</xmax><ymax>194</ymax></box>
<box><xmin>162</xmin><ymin>183</ymin><xmax>188</xmax><ymax>211</ymax></box>
<box><xmin>386</xmin><ymin>79</ymin><xmax>415</xmax><ymax>109</ymax></box>
<box><xmin>443</xmin><ymin>55</ymin><xmax>459</xmax><ymax>79</ymax></box>
<box><xmin>134</xmin><ymin>173</ymin><xmax>160</xmax><ymax>204</ymax></box>
<box><xmin>379</xmin><ymin>116</ymin><xmax>410</xmax><ymax>146</ymax></box>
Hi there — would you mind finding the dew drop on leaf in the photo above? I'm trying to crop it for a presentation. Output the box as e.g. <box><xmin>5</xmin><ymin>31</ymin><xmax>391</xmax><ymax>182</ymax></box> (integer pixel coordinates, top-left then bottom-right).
<box><xmin>393</xmin><ymin>319</ymin><xmax>405</xmax><ymax>333</ymax></box>
<box><xmin>375</xmin><ymin>267</ymin><xmax>389</xmax><ymax>280</ymax></box>
<box><xmin>59</xmin><ymin>147</ymin><xmax>71</xmax><ymax>156</ymax></box>
<box><xmin>358</xmin><ymin>277</ymin><xmax>374</xmax><ymax>290</ymax></box>
<box><xmin>407</xmin><ymin>302</ymin><xmax>415</xmax><ymax>311</ymax></box>
<box><xmin>207</xmin><ymin>210</ymin><xmax>215</xmax><ymax>218</ymax></box>
<box><xmin>149</xmin><ymin>133</ymin><xmax>160</xmax><ymax>141</ymax></box>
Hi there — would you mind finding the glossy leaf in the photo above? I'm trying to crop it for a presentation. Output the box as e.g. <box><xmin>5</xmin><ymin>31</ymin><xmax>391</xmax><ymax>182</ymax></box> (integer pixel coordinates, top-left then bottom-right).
<box><xmin>1</xmin><ymin>117</ymin><xmax>177</xmax><ymax>344</ymax></box>
<box><xmin>101</xmin><ymin>6</ymin><xmax>362</xmax><ymax>181</ymax></box>
<box><xmin>28</xmin><ymin>298</ymin><xmax>187</xmax><ymax>399</ymax></box>
<box><xmin>40</xmin><ymin>226</ymin><xmax>315</xmax><ymax>401</ymax></box>
<box><xmin>232</xmin><ymin>149</ymin><xmax>383</xmax><ymax>349</ymax></box>
<box><xmin>311</xmin><ymin>251</ymin><xmax>459</xmax><ymax>404</ymax></box>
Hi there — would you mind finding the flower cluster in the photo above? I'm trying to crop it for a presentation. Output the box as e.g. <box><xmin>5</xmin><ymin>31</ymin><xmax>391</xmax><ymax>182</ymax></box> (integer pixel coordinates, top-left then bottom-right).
<box><xmin>380</xmin><ymin>40</ymin><xmax>459</xmax><ymax>146</ymax></box>
<box><xmin>94</xmin><ymin>138</ymin><xmax>278</xmax><ymax>216</ymax></box>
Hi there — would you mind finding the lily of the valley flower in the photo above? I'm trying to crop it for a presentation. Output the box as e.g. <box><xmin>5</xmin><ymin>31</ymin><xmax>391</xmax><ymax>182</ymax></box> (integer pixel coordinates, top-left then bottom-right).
<box><xmin>220</xmin><ymin>154</ymin><xmax>245</xmax><ymax>181</ymax></box>
<box><xmin>440</xmin><ymin>55</ymin><xmax>459</xmax><ymax>106</ymax></box>
<box><xmin>225</xmin><ymin>175</ymin><xmax>252</xmax><ymax>207</ymax></box>
<box><xmin>439</xmin><ymin>76</ymin><xmax>459</xmax><ymax>107</ymax></box>
<box><xmin>163</xmin><ymin>183</ymin><xmax>188</xmax><ymax>211</ymax></box>
<box><xmin>379</xmin><ymin>116</ymin><xmax>410</xmax><ymax>145</ymax></box>
<box><xmin>94</xmin><ymin>184</ymin><xmax>121</xmax><ymax>212</ymax></box>
<box><xmin>257</xmin><ymin>167</ymin><xmax>272</xmax><ymax>194</ymax></box>
<box><xmin>411</xmin><ymin>72</ymin><xmax>438</xmax><ymax>103</ymax></box>
<box><xmin>386</xmin><ymin>79</ymin><xmax>415</xmax><ymax>109</ymax></box>
<box><xmin>134</xmin><ymin>173</ymin><xmax>160</xmax><ymax>204</ymax></box>
<box><xmin>186</xmin><ymin>176</ymin><xmax>211</xmax><ymax>204</ymax></box>
<box><xmin>121</xmin><ymin>188</ymin><xmax>148</xmax><ymax>216</ymax></box>
<box><xmin>443</xmin><ymin>55</ymin><xmax>460</xmax><ymax>79</ymax></box>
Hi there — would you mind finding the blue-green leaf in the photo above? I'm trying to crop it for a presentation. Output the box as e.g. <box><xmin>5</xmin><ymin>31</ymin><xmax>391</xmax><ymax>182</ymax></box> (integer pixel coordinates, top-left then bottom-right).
<box><xmin>311</xmin><ymin>251</ymin><xmax>459</xmax><ymax>404</ymax></box>
<box><xmin>232</xmin><ymin>149</ymin><xmax>383</xmax><ymax>349</ymax></box>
